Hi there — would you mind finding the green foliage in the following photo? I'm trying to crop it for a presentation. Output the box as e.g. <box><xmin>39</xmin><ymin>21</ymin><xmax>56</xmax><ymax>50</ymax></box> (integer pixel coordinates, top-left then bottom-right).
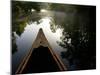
<box><xmin>12</xmin><ymin>1</ymin><xmax>43</xmax><ymax>36</ymax></box>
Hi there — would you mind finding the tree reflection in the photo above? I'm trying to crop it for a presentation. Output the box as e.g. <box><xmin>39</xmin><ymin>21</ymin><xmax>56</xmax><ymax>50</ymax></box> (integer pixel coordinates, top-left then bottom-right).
<box><xmin>12</xmin><ymin>1</ymin><xmax>96</xmax><ymax>70</ymax></box>
<box><xmin>55</xmin><ymin>5</ymin><xmax>96</xmax><ymax>70</ymax></box>
<box><xmin>12</xmin><ymin>1</ymin><xmax>42</xmax><ymax>35</ymax></box>
<box><xmin>12</xmin><ymin>1</ymin><xmax>43</xmax><ymax>54</ymax></box>
<box><xmin>12</xmin><ymin>32</ymin><xmax>17</xmax><ymax>54</ymax></box>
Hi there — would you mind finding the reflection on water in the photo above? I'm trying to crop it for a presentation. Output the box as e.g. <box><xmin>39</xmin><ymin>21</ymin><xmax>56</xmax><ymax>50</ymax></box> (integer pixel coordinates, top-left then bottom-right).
<box><xmin>12</xmin><ymin>16</ymin><xmax>67</xmax><ymax>72</ymax></box>
<box><xmin>12</xmin><ymin>1</ymin><xmax>96</xmax><ymax>72</ymax></box>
